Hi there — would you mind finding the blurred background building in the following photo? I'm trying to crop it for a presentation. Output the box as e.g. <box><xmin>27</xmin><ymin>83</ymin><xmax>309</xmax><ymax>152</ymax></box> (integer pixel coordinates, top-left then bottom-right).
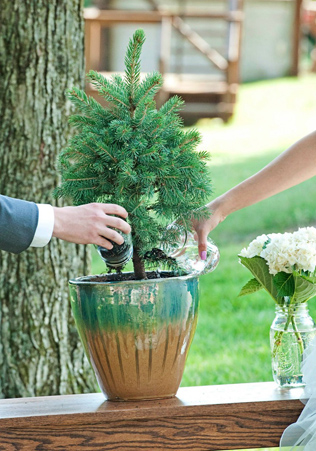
<box><xmin>83</xmin><ymin>0</ymin><xmax>314</xmax><ymax>122</ymax></box>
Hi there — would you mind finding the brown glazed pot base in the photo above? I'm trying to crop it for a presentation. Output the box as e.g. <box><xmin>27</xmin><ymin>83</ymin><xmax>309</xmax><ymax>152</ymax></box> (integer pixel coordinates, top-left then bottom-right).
<box><xmin>69</xmin><ymin>272</ymin><xmax>199</xmax><ymax>401</ymax></box>
<box><xmin>87</xmin><ymin>324</ymin><xmax>193</xmax><ymax>401</ymax></box>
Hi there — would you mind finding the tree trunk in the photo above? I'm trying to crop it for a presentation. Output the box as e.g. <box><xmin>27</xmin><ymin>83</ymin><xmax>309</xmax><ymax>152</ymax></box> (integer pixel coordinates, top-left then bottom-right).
<box><xmin>132</xmin><ymin>246</ymin><xmax>147</xmax><ymax>280</ymax></box>
<box><xmin>0</xmin><ymin>0</ymin><xmax>98</xmax><ymax>398</ymax></box>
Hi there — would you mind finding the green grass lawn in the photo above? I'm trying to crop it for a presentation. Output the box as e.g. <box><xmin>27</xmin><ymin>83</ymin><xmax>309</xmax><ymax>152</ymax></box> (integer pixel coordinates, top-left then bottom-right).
<box><xmin>91</xmin><ymin>73</ymin><xmax>316</xmax><ymax>389</ymax></box>
<box><xmin>183</xmin><ymin>73</ymin><xmax>316</xmax><ymax>388</ymax></box>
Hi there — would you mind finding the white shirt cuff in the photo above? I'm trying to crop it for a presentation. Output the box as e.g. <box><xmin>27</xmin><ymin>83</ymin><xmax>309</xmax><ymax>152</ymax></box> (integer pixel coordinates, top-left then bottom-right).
<box><xmin>30</xmin><ymin>204</ymin><xmax>55</xmax><ymax>248</ymax></box>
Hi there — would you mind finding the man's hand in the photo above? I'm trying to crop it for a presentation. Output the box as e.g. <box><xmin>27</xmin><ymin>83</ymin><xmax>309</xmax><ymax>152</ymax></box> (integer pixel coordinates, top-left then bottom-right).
<box><xmin>53</xmin><ymin>203</ymin><xmax>131</xmax><ymax>249</ymax></box>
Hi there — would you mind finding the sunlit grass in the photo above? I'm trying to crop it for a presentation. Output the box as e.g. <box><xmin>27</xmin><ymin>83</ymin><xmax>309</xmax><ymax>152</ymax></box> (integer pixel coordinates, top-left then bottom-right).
<box><xmin>182</xmin><ymin>74</ymin><xmax>316</xmax><ymax>387</ymax></box>
<box><xmin>199</xmin><ymin>74</ymin><xmax>316</xmax><ymax>165</ymax></box>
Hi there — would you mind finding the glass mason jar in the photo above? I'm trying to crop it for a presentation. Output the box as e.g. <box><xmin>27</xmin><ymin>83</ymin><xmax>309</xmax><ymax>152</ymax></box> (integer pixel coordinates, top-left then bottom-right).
<box><xmin>270</xmin><ymin>302</ymin><xmax>316</xmax><ymax>388</ymax></box>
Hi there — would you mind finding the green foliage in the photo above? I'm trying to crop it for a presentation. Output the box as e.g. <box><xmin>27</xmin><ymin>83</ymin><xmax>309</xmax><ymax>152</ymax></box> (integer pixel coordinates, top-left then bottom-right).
<box><xmin>273</xmin><ymin>272</ymin><xmax>295</xmax><ymax>297</ymax></box>
<box><xmin>238</xmin><ymin>256</ymin><xmax>284</xmax><ymax>305</ymax></box>
<box><xmin>238</xmin><ymin>278</ymin><xmax>262</xmax><ymax>297</ymax></box>
<box><xmin>289</xmin><ymin>272</ymin><xmax>316</xmax><ymax>304</ymax></box>
<box><xmin>55</xmin><ymin>29</ymin><xmax>212</xmax><ymax>276</ymax></box>
<box><xmin>239</xmin><ymin>257</ymin><xmax>316</xmax><ymax>305</ymax></box>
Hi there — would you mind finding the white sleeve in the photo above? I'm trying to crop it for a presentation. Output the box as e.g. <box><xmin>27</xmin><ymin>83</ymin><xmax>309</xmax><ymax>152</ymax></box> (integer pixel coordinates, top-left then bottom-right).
<box><xmin>30</xmin><ymin>204</ymin><xmax>55</xmax><ymax>248</ymax></box>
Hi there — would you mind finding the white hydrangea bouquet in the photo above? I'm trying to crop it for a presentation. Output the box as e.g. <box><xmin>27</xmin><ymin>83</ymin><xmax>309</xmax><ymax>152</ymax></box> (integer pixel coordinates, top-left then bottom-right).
<box><xmin>239</xmin><ymin>227</ymin><xmax>316</xmax><ymax>303</ymax></box>
<box><xmin>238</xmin><ymin>227</ymin><xmax>316</xmax><ymax>386</ymax></box>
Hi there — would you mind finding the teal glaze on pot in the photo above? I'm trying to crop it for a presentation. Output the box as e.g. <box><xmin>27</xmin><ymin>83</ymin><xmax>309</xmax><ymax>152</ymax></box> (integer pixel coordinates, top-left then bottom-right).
<box><xmin>69</xmin><ymin>273</ymin><xmax>199</xmax><ymax>401</ymax></box>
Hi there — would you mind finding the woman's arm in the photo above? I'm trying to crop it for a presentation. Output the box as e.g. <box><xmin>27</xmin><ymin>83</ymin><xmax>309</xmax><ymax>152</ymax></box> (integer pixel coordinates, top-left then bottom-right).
<box><xmin>195</xmin><ymin>130</ymin><xmax>316</xmax><ymax>256</ymax></box>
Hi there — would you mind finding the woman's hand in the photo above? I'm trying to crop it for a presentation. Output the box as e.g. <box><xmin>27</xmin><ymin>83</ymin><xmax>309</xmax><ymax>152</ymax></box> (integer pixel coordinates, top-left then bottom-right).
<box><xmin>53</xmin><ymin>203</ymin><xmax>131</xmax><ymax>249</ymax></box>
<box><xmin>192</xmin><ymin>198</ymin><xmax>227</xmax><ymax>259</ymax></box>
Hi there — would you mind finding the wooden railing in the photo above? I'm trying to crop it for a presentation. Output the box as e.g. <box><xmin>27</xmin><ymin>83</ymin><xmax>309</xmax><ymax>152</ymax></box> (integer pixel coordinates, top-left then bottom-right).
<box><xmin>84</xmin><ymin>8</ymin><xmax>243</xmax><ymax>73</ymax></box>
<box><xmin>0</xmin><ymin>382</ymin><xmax>305</xmax><ymax>450</ymax></box>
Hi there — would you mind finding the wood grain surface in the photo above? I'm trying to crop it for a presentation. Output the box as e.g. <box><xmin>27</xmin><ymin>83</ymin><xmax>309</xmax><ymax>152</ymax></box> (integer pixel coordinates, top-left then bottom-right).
<box><xmin>0</xmin><ymin>382</ymin><xmax>305</xmax><ymax>450</ymax></box>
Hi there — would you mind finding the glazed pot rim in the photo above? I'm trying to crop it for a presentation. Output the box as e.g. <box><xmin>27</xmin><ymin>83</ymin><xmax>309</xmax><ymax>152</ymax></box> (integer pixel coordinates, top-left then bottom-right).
<box><xmin>69</xmin><ymin>271</ymin><xmax>199</xmax><ymax>286</ymax></box>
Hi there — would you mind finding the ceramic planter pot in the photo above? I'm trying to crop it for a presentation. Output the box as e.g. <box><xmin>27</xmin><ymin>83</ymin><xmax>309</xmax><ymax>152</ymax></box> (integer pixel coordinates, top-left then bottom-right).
<box><xmin>69</xmin><ymin>272</ymin><xmax>199</xmax><ymax>401</ymax></box>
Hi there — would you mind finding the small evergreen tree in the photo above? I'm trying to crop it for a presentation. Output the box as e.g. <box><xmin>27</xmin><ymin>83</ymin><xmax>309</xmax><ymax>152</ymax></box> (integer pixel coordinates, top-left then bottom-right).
<box><xmin>56</xmin><ymin>29</ymin><xmax>212</xmax><ymax>280</ymax></box>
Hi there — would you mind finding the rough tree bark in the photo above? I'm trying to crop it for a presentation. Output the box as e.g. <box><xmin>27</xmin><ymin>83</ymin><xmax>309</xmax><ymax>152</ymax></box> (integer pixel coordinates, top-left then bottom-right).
<box><xmin>0</xmin><ymin>0</ymin><xmax>98</xmax><ymax>398</ymax></box>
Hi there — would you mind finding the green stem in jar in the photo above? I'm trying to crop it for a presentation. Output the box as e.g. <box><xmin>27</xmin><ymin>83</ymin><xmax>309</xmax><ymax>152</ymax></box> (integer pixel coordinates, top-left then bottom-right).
<box><xmin>272</xmin><ymin>303</ymin><xmax>304</xmax><ymax>358</ymax></box>
<box><xmin>290</xmin><ymin>315</ymin><xmax>304</xmax><ymax>355</ymax></box>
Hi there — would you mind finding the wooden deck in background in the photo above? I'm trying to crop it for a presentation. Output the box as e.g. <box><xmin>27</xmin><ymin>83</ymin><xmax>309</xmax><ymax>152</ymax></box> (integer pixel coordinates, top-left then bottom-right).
<box><xmin>84</xmin><ymin>4</ymin><xmax>244</xmax><ymax>122</ymax></box>
<box><xmin>0</xmin><ymin>382</ymin><xmax>305</xmax><ymax>450</ymax></box>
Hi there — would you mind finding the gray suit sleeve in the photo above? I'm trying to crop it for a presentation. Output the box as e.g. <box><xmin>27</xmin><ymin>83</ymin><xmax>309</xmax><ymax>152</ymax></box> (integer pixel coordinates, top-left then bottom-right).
<box><xmin>0</xmin><ymin>195</ymin><xmax>39</xmax><ymax>254</ymax></box>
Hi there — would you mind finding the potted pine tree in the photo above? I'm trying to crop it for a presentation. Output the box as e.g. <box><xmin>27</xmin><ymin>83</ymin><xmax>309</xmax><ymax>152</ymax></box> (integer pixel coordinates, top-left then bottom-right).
<box><xmin>56</xmin><ymin>29</ymin><xmax>214</xmax><ymax>401</ymax></box>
